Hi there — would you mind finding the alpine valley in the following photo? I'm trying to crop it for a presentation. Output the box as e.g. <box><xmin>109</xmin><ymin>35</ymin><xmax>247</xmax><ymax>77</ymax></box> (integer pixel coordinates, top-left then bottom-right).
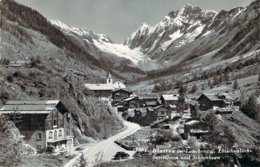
<box><xmin>0</xmin><ymin>0</ymin><xmax>260</xmax><ymax>167</ymax></box>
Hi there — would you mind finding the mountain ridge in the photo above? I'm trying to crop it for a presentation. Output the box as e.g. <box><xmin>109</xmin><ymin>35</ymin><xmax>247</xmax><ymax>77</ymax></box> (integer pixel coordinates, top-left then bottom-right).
<box><xmin>124</xmin><ymin>0</ymin><xmax>259</xmax><ymax>72</ymax></box>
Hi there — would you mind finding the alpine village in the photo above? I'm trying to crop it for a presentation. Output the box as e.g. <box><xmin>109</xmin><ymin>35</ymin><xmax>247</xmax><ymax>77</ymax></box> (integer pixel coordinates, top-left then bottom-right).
<box><xmin>0</xmin><ymin>0</ymin><xmax>260</xmax><ymax>167</ymax></box>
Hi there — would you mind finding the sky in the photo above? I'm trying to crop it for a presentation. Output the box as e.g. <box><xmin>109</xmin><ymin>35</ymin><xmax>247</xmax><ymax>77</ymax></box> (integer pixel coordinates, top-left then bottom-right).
<box><xmin>18</xmin><ymin>0</ymin><xmax>254</xmax><ymax>43</ymax></box>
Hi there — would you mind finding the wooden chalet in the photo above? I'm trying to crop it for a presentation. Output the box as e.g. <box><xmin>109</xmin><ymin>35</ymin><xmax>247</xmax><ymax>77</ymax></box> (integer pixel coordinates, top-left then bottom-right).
<box><xmin>0</xmin><ymin>100</ymin><xmax>73</xmax><ymax>152</ymax></box>
<box><xmin>138</xmin><ymin>93</ymin><xmax>160</xmax><ymax>107</ymax></box>
<box><xmin>160</xmin><ymin>94</ymin><xmax>179</xmax><ymax>107</ymax></box>
<box><xmin>123</xmin><ymin>96</ymin><xmax>140</xmax><ymax>108</ymax></box>
<box><xmin>197</xmin><ymin>92</ymin><xmax>238</xmax><ymax>111</ymax></box>
<box><xmin>153</xmin><ymin>105</ymin><xmax>168</xmax><ymax>121</ymax></box>
<box><xmin>112</xmin><ymin>88</ymin><xmax>132</xmax><ymax>102</ymax></box>
<box><xmin>134</xmin><ymin>108</ymin><xmax>147</xmax><ymax>118</ymax></box>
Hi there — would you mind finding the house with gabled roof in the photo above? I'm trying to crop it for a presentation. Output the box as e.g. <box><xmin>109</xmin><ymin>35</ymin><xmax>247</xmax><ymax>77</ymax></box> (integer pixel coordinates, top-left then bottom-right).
<box><xmin>160</xmin><ymin>94</ymin><xmax>179</xmax><ymax>107</ymax></box>
<box><xmin>153</xmin><ymin>105</ymin><xmax>168</xmax><ymax>121</ymax></box>
<box><xmin>0</xmin><ymin>100</ymin><xmax>73</xmax><ymax>153</ymax></box>
<box><xmin>197</xmin><ymin>92</ymin><xmax>238</xmax><ymax>111</ymax></box>
<box><xmin>112</xmin><ymin>88</ymin><xmax>132</xmax><ymax>102</ymax></box>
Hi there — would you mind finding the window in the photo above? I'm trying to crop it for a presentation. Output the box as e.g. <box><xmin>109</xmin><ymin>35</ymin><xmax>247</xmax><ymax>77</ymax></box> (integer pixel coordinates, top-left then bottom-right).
<box><xmin>58</xmin><ymin>118</ymin><xmax>61</xmax><ymax>126</ymax></box>
<box><xmin>54</xmin><ymin>130</ymin><xmax>57</xmax><ymax>140</ymax></box>
<box><xmin>49</xmin><ymin>131</ymin><xmax>53</xmax><ymax>139</ymax></box>
<box><xmin>37</xmin><ymin>133</ymin><xmax>42</xmax><ymax>140</ymax></box>
<box><xmin>37</xmin><ymin>145</ymin><xmax>42</xmax><ymax>151</ymax></box>
<box><xmin>53</xmin><ymin>120</ymin><xmax>57</xmax><ymax>126</ymax></box>
<box><xmin>58</xmin><ymin>130</ymin><xmax>62</xmax><ymax>137</ymax></box>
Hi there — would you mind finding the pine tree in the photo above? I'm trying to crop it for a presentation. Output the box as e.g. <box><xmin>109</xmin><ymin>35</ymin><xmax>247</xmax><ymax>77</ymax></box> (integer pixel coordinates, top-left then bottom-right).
<box><xmin>233</xmin><ymin>79</ymin><xmax>239</xmax><ymax>90</ymax></box>
<box><xmin>241</xmin><ymin>94</ymin><xmax>258</xmax><ymax>119</ymax></box>
<box><xmin>213</xmin><ymin>75</ymin><xmax>219</xmax><ymax>85</ymax></box>
<box><xmin>240</xmin><ymin>91</ymin><xmax>246</xmax><ymax>107</ymax></box>
<box><xmin>208</xmin><ymin>80</ymin><xmax>213</xmax><ymax>89</ymax></box>
<box><xmin>223</xmin><ymin>72</ymin><xmax>229</xmax><ymax>81</ymax></box>
<box><xmin>76</xmin><ymin>152</ymin><xmax>87</xmax><ymax>167</ymax></box>
<box><xmin>191</xmin><ymin>84</ymin><xmax>198</xmax><ymax>93</ymax></box>
<box><xmin>152</xmin><ymin>84</ymin><xmax>160</xmax><ymax>93</ymax></box>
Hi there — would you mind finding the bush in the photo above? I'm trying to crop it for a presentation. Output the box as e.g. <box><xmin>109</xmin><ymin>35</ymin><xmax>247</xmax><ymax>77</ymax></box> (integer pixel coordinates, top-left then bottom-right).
<box><xmin>0</xmin><ymin>115</ymin><xmax>23</xmax><ymax>167</ymax></box>
<box><xmin>153</xmin><ymin>129</ymin><xmax>182</xmax><ymax>144</ymax></box>
<box><xmin>13</xmin><ymin>71</ymin><xmax>23</xmax><ymax>78</ymax></box>
<box><xmin>241</xmin><ymin>94</ymin><xmax>259</xmax><ymax>119</ymax></box>
<box><xmin>30</xmin><ymin>56</ymin><xmax>41</xmax><ymax>67</ymax></box>
<box><xmin>233</xmin><ymin>79</ymin><xmax>239</xmax><ymax>90</ymax></box>
<box><xmin>0</xmin><ymin>58</ymin><xmax>10</xmax><ymax>65</ymax></box>
<box><xmin>190</xmin><ymin>83</ymin><xmax>198</xmax><ymax>93</ymax></box>
<box><xmin>172</xmin><ymin>134</ymin><xmax>182</xmax><ymax>142</ymax></box>
<box><xmin>75</xmin><ymin>152</ymin><xmax>87</xmax><ymax>167</ymax></box>
<box><xmin>6</xmin><ymin>75</ymin><xmax>13</xmax><ymax>82</ymax></box>
<box><xmin>187</xmin><ymin>137</ymin><xmax>199</xmax><ymax>149</ymax></box>
<box><xmin>0</xmin><ymin>91</ymin><xmax>9</xmax><ymax>104</ymax></box>
<box><xmin>204</xmin><ymin>113</ymin><xmax>235</xmax><ymax>148</ymax></box>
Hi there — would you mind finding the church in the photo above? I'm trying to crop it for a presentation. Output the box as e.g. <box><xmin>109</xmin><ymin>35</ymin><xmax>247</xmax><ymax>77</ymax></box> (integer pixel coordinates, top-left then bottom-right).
<box><xmin>84</xmin><ymin>72</ymin><xmax>126</xmax><ymax>98</ymax></box>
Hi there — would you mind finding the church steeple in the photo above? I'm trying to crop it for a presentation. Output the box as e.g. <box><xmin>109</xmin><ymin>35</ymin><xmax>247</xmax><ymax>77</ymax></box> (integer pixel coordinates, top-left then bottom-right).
<box><xmin>106</xmin><ymin>71</ymin><xmax>113</xmax><ymax>84</ymax></box>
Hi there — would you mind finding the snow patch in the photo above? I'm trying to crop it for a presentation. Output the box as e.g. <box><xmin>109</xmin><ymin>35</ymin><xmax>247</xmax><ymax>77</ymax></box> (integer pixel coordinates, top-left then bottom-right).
<box><xmin>50</xmin><ymin>20</ymin><xmax>110</xmax><ymax>42</ymax></box>
<box><xmin>93</xmin><ymin>40</ymin><xmax>145</xmax><ymax>64</ymax></box>
<box><xmin>176</xmin><ymin>23</ymin><xmax>205</xmax><ymax>47</ymax></box>
<box><xmin>202</xmin><ymin>30</ymin><xmax>213</xmax><ymax>37</ymax></box>
<box><xmin>161</xmin><ymin>30</ymin><xmax>183</xmax><ymax>50</ymax></box>
<box><xmin>232</xmin><ymin>8</ymin><xmax>246</xmax><ymax>21</ymax></box>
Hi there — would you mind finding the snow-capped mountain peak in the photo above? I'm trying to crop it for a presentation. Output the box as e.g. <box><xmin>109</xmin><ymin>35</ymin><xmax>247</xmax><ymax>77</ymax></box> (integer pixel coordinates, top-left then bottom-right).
<box><xmin>124</xmin><ymin>22</ymin><xmax>153</xmax><ymax>47</ymax></box>
<box><xmin>135</xmin><ymin>22</ymin><xmax>153</xmax><ymax>36</ymax></box>
<box><xmin>140</xmin><ymin>22</ymin><xmax>152</xmax><ymax>29</ymax></box>
<box><xmin>50</xmin><ymin>19</ymin><xmax>112</xmax><ymax>43</ymax></box>
<box><xmin>50</xmin><ymin>19</ymin><xmax>154</xmax><ymax>68</ymax></box>
<box><xmin>174</xmin><ymin>4</ymin><xmax>217</xmax><ymax>24</ymax></box>
<box><xmin>124</xmin><ymin>4</ymin><xmax>217</xmax><ymax>54</ymax></box>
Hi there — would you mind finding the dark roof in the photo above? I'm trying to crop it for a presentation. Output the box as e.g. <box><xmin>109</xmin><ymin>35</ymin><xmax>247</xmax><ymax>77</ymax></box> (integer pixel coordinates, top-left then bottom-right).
<box><xmin>0</xmin><ymin>100</ymin><xmax>69</xmax><ymax>114</ymax></box>
<box><xmin>198</xmin><ymin>93</ymin><xmax>222</xmax><ymax>101</ymax></box>
<box><xmin>153</xmin><ymin>105</ymin><xmax>163</xmax><ymax>110</ymax></box>
<box><xmin>198</xmin><ymin>89</ymin><xmax>239</xmax><ymax>102</ymax></box>
<box><xmin>112</xmin><ymin>88</ymin><xmax>132</xmax><ymax>93</ymax></box>
<box><xmin>153</xmin><ymin>105</ymin><xmax>168</xmax><ymax>111</ymax></box>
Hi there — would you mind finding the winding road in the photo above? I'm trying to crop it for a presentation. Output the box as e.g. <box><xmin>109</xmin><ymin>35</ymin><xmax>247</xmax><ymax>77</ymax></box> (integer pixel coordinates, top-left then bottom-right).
<box><xmin>64</xmin><ymin>120</ymin><xmax>140</xmax><ymax>167</ymax></box>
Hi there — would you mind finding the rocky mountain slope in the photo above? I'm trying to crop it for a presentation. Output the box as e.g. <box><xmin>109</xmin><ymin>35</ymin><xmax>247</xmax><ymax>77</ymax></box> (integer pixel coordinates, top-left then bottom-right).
<box><xmin>125</xmin><ymin>0</ymin><xmax>260</xmax><ymax>69</ymax></box>
<box><xmin>50</xmin><ymin>20</ymin><xmax>159</xmax><ymax>71</ymax></box>
<box><xmin>0</xmin><ymin>0</ymin><xmax>124</xmax><ymax>141</ymax></box>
